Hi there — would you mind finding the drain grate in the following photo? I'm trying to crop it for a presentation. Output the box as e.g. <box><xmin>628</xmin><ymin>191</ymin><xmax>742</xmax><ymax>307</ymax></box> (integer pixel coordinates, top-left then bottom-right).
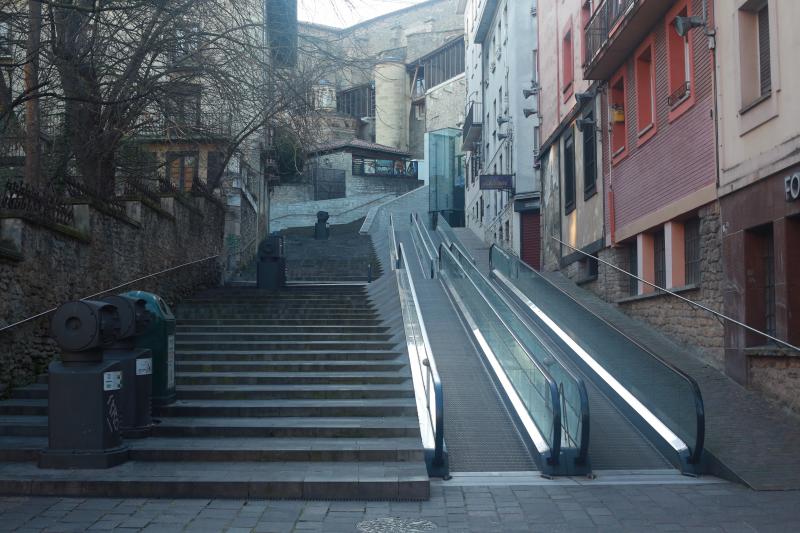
<box><xmin>356</xmin><ymin>517</ymin><xmax>438</xmax><ymax>533</ymax></box>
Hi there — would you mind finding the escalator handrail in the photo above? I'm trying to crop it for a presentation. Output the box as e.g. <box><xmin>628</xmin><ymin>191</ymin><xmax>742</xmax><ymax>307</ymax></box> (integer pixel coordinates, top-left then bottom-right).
<box><xmin>448</xmin><ymin>242</ymin><xmax>590</xmax><ymax>464</ymax></box>
<box><xmin>489</xmin><ymin>244</ymin><xmax>705</xmax><ymax>465</ymax></box>
<box><xmin>394</xmin><ymin>237</ymin><xmax>446</xmax><ymax>470</ymax></box>
<box><xmin>411</xmin><ymin>213</ymin><xmax>437</xmax><ymax>278</ymax></box>
<box><xmin>438</xmin><ymin>243</ymin><xmax>563</xmax><ymax>462</ymax></box>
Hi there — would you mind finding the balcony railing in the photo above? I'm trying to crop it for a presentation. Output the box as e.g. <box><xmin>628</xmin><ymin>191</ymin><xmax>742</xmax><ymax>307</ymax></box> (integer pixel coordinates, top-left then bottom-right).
<box><xmin>462</xmin><ymin>101</ymin><xmax>482</xmax><ymax>149</ymax></box>
<box><xmin>584</xmin><ymin>0</ymin><xmax>636</xmax><ymax>68</ymax></box>
<box><xmin>137</xmin><ymin>112</ymin><xmax>233</xmax><ymax>141</ymax></box>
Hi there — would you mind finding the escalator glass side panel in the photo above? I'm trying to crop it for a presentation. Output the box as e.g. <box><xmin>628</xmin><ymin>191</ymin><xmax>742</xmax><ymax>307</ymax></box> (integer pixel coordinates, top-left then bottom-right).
<box><xmin>451</xmin><ymin>247</ymin><xmax>588</xmax><ymax>454</ymax></box>
<box><xmin>440</xmin><ymin>249</ymin><xmax>559</xmax><ymax>454</ymax></box>
<box><xmin>491</xmin><ymin>246</ymin><xmax>703</xmax><ymax>462</ymax></box>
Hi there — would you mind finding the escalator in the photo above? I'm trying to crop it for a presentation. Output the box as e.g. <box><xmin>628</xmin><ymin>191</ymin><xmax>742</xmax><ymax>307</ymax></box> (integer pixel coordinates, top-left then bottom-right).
<box><xmin>426</xmin><ymin>216</ymin><xmax>705</xmax><ymax>475</ymax></box>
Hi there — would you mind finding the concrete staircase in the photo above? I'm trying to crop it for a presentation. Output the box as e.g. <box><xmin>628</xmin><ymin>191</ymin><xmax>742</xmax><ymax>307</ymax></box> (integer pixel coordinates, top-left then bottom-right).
<box><xmin>0</xmin><ymin>285</ymin><xmax>429</xmax><ymax>499</ymax></box>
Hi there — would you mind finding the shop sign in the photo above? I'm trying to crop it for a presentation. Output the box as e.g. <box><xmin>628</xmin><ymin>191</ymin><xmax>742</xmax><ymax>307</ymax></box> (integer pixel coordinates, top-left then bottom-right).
<box><xmin>786</xmin><ymin>172</ymin><xmax>800</xmax><ymax>202</ymax></box>
<box><xmin>479</xmin><ymin>174</ymin><xmax>514</xmax><ymax>190</ymax></box>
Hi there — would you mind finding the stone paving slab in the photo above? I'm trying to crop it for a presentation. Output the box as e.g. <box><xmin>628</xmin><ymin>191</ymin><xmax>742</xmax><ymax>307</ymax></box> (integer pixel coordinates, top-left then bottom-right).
<box><xmin>1</xmin><ymin>479</ymin><xmax>799</xmax><ymax>532</ymax></box>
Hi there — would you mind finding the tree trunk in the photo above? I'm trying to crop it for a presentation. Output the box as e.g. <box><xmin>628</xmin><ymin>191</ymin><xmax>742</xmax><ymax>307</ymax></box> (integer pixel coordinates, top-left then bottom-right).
<box><xmin>24</xmin><ymin>0</ymin><xmax>42</xmax><ymax>186</ymax></box>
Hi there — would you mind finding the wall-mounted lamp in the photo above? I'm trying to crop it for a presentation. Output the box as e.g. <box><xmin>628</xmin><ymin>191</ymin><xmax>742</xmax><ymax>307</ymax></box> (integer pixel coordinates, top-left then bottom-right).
<box><xmin>522</xmin><ymin>86</ymin><xmax>540</xmax><ymax>99</ymax></box>
<box><xmin>674</xmin><ymin>16</ymin><xmax>705</xmax><ymax>37</ymax></box>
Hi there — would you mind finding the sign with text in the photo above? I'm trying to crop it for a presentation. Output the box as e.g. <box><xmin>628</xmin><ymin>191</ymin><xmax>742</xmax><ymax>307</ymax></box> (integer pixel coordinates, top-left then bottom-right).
<box><xmin>479</xmin><ymin>174</ymin><xmax>514</xmax><ymax>190</ymax></box>
<box><xmin>785</xmin><ymin>172</ymin><xmax>800</xmax><ymax>202</ymax></box>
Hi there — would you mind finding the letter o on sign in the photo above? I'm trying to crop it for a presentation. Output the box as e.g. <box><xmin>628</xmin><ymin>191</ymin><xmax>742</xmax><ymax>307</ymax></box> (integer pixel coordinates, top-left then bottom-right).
<box><xmin>786</xmin><ymin>173</ymin><xmax>800</xmax><ymax>202</ymax></box>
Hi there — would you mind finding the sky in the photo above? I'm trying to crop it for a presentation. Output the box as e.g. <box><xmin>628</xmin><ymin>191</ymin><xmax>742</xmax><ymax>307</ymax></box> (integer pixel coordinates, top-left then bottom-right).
<box><xmin>298</xmin><ymin>0</ymin><xmax>428</xmax><ymax>28</ymax></box>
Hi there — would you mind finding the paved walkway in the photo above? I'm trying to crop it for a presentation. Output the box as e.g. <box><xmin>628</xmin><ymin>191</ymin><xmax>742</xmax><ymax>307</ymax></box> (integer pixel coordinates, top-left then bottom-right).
<box><xmin>2</xmin><ymin>479</ymin><xmax>800</xmax><ymax>532</ymax></box>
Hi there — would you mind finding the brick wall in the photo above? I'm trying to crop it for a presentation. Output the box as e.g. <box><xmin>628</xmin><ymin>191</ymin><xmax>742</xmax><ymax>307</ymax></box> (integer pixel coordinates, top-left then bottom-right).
<box><xmin>0</xmin><ymin>195</ymin><xmax>224</xmax><ymax>392</ymax></box>
<box><xmin>604</xmin><ymin>0</ymin><xmax>716</xmax><ymax>235</ymax></box>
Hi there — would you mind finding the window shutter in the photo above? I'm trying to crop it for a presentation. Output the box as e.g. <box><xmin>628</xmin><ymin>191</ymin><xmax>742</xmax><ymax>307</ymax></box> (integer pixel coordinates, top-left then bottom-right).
<box><xmin>758</xmin><ymin>5</ymin><xmax>771</xmax><ymax>96</ymax></box>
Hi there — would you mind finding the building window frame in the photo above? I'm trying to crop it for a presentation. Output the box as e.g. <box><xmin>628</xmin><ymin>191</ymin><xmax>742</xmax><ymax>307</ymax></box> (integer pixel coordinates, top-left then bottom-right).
<box><xmin>654</xmin><ymin>229</ymin><xmax>666</xmax><ymax>290</ymax></box>
<box><xmin>562</xmin><ymin>17</ymin><xmax>574</xmax><ymax>102</ymax></box>
<box><xmin>684</xmin><ymin>217</ymin><xmax>701</xmax><ymax>285</ymax></box>
<box><xmin>634</xmin><ymin>35</ymin><xmax>657</xmax><ymax>146</ymax></box>
<box><xmin>665</xmin><ymin>0</ymin><xmax>696</xmax><ymax>123</ymax></box>
<box><xmin>581</xmin><ymin>108</ymin><xmax>597</xmax><ymax>199</ymax></box>
<box><xmin>610</xmin><ymin>66</ymin><xmax>628</xmax><ymax>165</ymax></box>
<box><xmin>563</xmin><ymin>127</ymin><xmax>576</xmax><ymax>215</ymax></box>
<box><xmin>166</xmin><ymin>151</ymin><xmax>199</xmax><ymax>192</ymax></box>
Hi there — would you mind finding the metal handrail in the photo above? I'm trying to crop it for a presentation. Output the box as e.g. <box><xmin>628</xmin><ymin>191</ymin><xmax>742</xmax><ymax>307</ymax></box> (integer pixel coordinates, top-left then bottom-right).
<box><xmin>551</xmin><ymin>235</ymin><xmax>799</xmax><ymax>353</ymax></box>
<box><xmin>490</xmin><ymin>243</ymin><xmax>705</xmax><ymax>465</ymax></box>
<box><xmin>439</xmin><ymin>243</ymin><xmax>563</xmax><ymax>463</ymax></box>
<box><xmin>395</xmin><ymin>237</ymin><xmax>446</xmax><ymax>474</ymax></box>
<box><xmin>0</xmin><ymin>255</ymin><xmax>220</xmax><ymax>335</ymax></box>
<box><xmin>410</xmin><ymin>213</ymin><xmax>436</xmax><ymax>279</ymax></box>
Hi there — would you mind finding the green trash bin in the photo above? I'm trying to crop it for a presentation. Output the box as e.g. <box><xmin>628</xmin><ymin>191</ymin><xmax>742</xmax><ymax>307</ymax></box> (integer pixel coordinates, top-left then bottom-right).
<box><xmin>122</xmin><ymin>291</ymin><xmax>176</xmax><ymax>407</ymax></box>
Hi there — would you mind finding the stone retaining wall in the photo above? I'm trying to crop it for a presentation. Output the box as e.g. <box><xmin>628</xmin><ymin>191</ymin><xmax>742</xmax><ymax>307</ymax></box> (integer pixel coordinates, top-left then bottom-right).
<box><xmin>0</xmin><ymin>194</ymin><xmax>225</xmax><ymax>392</ymax></box>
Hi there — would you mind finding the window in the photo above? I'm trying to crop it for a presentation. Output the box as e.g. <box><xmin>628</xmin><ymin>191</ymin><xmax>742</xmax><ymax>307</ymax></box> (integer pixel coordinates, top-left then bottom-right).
<box><xmin>654</xmin><ymin>229</ymin><xmax>666</xmax><ymax>289</ymax></box>
<box><xmin>337</xmin><ymin>84</ymin><xmax>375</xmax><ymax>118</ymax></box>
<box><xmin>610</xmin><ymin>68</ymin><xmax>627</xmax><ymax>164</ymax></box>
<box><xmin>167</xmin><ymin>152</ymin><xmax>199</xmax><ymax>192</ymax></box>
<box><xmin>420</xmin><ymin>37</ymin><xmax>465</xmax><ymax>89</ymax></box>
<box><xmin>757</xmin><ymin>4</ymin><xmax>771</xmax><ymax>97</ymax></box>
<box><xmin>582</xmin><ymin>109</ymin><xmax>596</xmax><ymax>198</ymax></box>
<box><xmin>0</xmin><ymin>17</ymin><xmax>10</xmax><ymax>57</ymax></box>
<box><xmin>564</xmin><ymin>128</ymin><xmax>576</xmax><ymax>214</ymax></box>
<box><xmin>166</xmin><ymin>83</ymin><xmax>201</xmax><ymax>128</ymax></box>
<box><xmin>738</xmin><ymin>0</ymin><xmax>773</xmax><ymax>111</ymax></box>
<box><xmin>562</xmin><ymin>21</ymin><xmax>574</xmax><ymax>99</ymax></box>
<box><xmin>635</xmin><ymin>37</ymin><xmax>656</xmax><ymax>143</ymax></box>
<box><xmin>505</xmin><ymin>221</ymin><xmax>510</xmax><ymax>243</ymax></box>
<box><xmin>665</xmin><ymin>0</ymin><xmax>695</xmax><ymax>121</ymax></box>
<box><xmin>684</xmin><ymin>217</ymin><xmax>701</xmax><ymax>285</ymax></box>
<box><xmin>628</xmin><ymin>243</ymin><xmax>638</xmax><ymax>296</ymax></box>
<box><xmin>581</xmin><ymin>1</ymin><xmax>592</xmax><ymax>65</ymax></box>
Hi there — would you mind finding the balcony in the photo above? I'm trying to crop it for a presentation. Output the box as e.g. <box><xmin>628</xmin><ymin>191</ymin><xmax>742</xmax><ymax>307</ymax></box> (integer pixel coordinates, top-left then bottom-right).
<box><xmin>137</xmin><ymin>112</ymin><xmax>233</xmax><ymax>143</ymax></box>
<box><xmin>583</xmin><ymin>0</ymin><xmax>675</xmax><ymax>80</ymax></box>
<box><xmin>473</xmin><ymin>0</ymin><xmax>499</xmax><ymax>44</ymax></box>
<box><xmin>462</xmin><ymin>101</ymin><xmax>482</xmax><ymax>151</ymax></box>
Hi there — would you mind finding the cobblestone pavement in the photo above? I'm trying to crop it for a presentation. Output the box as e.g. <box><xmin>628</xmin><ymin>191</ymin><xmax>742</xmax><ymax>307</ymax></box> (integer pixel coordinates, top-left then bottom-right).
<box><xmin>1</xmin><ymin>480</ymin><xmax>799</xmax><ymax>532</ymax></box>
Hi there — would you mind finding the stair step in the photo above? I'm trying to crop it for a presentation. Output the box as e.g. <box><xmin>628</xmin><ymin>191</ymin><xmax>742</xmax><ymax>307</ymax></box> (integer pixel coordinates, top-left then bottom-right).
<box><xmin>0</xmin><ymin>437</ymin><xmax>42</xmax><ymax>462</ymax></box>
<box><xmin>128</xmin><ymin>437</ymin><xmax>424</xmax><ymax>463</ymax></box>
<box><xmin>174</xmin><ymin>341</ymin><xmax>397</xmax><ymax>352</ymax></box>
<box><xmin>176</xmin><ymin>360</ymin><xmax>406</xmax><ymax>373</ymax></box>
<box><xmin>177</xmin><ymin>319</ymin><xmax>383</xmax><ymax>326</ymax></box>
<box><xmin>176</xmin><ymin>384</ymin><xmax>414</xmax><ymax>400</ymax></box>
<box><xmin>176</xmin><ymin>333</ymin><xmax>393</xmax><ymax>342</ymax></box>
<box><xmin>175</xmin><ymin>350</ymin><xmax>401</xmax><ymax>361</ymax></box>
<box><xmin>0</xmin><ymin>417</ymin><xmax>46</xmax><ymax>437</ymax></box>
<box><xmin>153</xmin><ymin>416</ymin><xmax>421</xmax><ymax>439</ymax></box>
<box><xmin>0</xmin><ymin>461</ymin><xmax>429</xmax><ymax>500</ymax></box>
<box><xmin>177</xmin><ymin>371</ymin><xmax>409</xmax><ymax>385</ymax></box>
<box><xmin>155</xmin><ymin>399</ymin><xmax>417</xmax><ymax>418</ymax></box>
<box><xmin>175</xmin><ymin>325</ymin><xmax>390</xmax><ymax>333</ymax></box>
<box><xmin>0</xmin><ymin>400</ymin><xmax>46</xmax><ymax>417</ymax></box>
<box><xmin>10</xmin><ymin>385</ymin><xmax>47</xmax><ymax>400</ymax></box>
